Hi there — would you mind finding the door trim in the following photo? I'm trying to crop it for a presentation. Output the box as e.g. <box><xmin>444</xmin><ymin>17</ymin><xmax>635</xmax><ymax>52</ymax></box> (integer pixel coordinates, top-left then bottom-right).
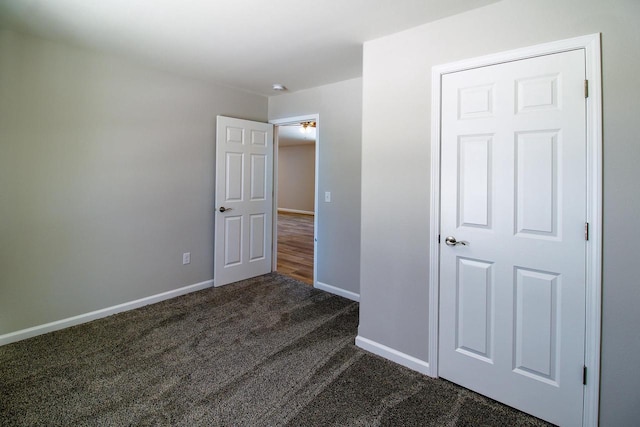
<box><xmin>269</xmin><ymin>114</ymin><xmax>320</xmax><ymax>286</ymax></box>
<box><xmin>428</xmin><ymin>34</ymin><xmax>602</xmax><ymax>427</ymax></box>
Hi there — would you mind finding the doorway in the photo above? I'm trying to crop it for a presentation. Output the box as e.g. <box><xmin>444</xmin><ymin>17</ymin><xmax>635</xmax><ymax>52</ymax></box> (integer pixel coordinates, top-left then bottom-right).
<box><xmin>270</xmin><ymin>115</ymin><xmax>319</xmax><ymax>285</ymax></box>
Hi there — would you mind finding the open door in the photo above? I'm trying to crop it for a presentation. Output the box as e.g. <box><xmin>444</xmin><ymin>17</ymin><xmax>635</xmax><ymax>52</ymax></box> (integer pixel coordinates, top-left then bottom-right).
<box><xmin>214</xmin><ymin>116</ymin><xmax>274</xmax><ymax>287</ymax></box>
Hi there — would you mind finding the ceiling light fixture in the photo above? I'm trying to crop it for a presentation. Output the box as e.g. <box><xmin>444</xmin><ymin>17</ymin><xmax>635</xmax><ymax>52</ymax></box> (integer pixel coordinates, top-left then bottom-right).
<box><xmin>299</xmin><ymin>121</ymin><xmax>316</xmax><ymax>133</ymax></box>
<box><xmin>272</xmin><ymin>83</ymin><xmax>287</xmax><ymax>91</ymax></box>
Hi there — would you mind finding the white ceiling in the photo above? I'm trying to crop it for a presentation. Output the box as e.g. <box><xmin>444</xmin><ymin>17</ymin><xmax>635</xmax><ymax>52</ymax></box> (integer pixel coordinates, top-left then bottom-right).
<box><xmin>278</xmin><ymin>125</ymin><xmax>316</xmax><ymax>147</ymax></box>
<box><xmin>0</xmin><ymin>0</ymin><xmax>499</xmax><ymax>96</ymax></box>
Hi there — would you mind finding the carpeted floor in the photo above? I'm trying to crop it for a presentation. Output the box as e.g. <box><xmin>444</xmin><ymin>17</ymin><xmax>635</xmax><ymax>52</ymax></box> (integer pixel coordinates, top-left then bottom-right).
<box><xmin>0</xmin><ymin>273</ymin><xmax>552</xmax><ymax>426</ymax></box>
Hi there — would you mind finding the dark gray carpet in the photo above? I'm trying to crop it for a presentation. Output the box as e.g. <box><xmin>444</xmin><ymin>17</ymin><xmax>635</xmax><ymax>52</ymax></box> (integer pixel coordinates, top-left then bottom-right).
<box><xmin>0</xmin><ymin>273</ymin><xmax>551</xmax><ymax>426</ymax></box>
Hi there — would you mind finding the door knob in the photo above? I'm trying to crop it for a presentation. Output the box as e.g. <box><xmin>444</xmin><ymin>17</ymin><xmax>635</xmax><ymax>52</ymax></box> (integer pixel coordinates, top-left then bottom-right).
<box><xmin>445</xmin><ymin>236</ymin><xmax>467</xmax><ymax>246</ymax></box>
<box><xmin>219</xmin><ymin>207</ymin><xmax>232</xmax><ymax>212</ymax></box>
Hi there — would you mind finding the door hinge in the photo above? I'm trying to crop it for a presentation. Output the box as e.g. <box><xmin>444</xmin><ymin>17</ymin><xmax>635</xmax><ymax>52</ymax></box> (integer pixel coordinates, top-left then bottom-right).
<box><xmin>584</xmin><ymin>80</ymin><xmax>589</xmax><ymax>98</ymax></box>
<box><xmin>438</xmin><ymin>234</ymin><xmax>441</xmax><ymax>243</ymax></box>
<box><xmin>583</xmin><ymin>366</ymin><xmax>587</xmax><ymax>385</ymax></box>
<box><xmin>585</xmin><ymin>222</ymin><xmax>589</xmax><ymax>241</ymax></box>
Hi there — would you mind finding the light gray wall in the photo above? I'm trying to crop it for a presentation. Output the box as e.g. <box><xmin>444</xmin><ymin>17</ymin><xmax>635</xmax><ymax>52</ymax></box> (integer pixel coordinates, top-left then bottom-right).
<box><xmin>269</xmin><ymin>78</ymin><xmax>362</xmax><ymax>295</ymax></box>
<box><xmin>278</xmin><ymin>143</ymin><xmax>315</xmax><ymax>213</ymax></box>
<box><xmin>358</xmin><ymin>0</ymin><xmax>640</xmax><ymax>425</ymax></box>
<box><xmin>0</xmin><ymin>30</ymin><xmax>267</xmax><ymax>335</ymax></box>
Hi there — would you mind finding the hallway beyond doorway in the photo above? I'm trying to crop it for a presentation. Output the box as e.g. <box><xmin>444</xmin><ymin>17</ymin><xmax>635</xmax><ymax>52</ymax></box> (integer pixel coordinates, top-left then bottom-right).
<box><xmin>277</xmin><ymin>212</ymin><xmax>314</xmax><ymax>284</ymax></box>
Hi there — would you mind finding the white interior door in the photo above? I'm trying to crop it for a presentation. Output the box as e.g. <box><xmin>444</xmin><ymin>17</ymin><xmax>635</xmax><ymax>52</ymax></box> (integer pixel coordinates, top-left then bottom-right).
<box><xmin>214</xmin><ymin>116</ymin><xmax>273</xmax><ymax>287</ymax></box>
<box><xmin>438</xmin><ymin>50</ymin><xmax>587</xmax><ymax>426</ymax></box>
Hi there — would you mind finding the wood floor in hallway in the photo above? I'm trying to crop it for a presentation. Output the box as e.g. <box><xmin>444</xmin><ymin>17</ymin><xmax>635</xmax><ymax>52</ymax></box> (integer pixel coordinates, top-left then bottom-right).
<box><xmin>277</xmin><ymin>212</ymin><xmax>314</xmax><ymax>285</ymax></box>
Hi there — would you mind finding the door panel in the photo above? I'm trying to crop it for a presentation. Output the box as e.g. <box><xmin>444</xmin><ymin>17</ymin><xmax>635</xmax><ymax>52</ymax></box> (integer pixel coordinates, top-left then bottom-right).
<box><xmin>215</xmin><ymin>116</ymin><xmax>273</xmax><ymax>287</ymax></box>
<box><xmin>225</xmin><ymin>152</ymin><xmax>243</xmax><ymax>201</ymax></box>
<box><xmin>250</xmin><ymin>154</ymin><xmax>267</xmax><ymax>200</ymax></box>
<box><xmin>439</xmin><ymin>50</ymin><xmax>586</xmax><ymax>427</ymax></box>
<box><xmin>516</xmin><ymin>131</ymin><xmax>558</xmax><ymax>236</ymax></box>
<box><xmin>456</xmin><ymin>257</ymin><xmax>493</xmax><ymax>362</ymax></box>
<box><xmin>249</xmin><ymin>214</ymin><xmax>266</xmax><ymax>261</ymax></box>
<box><xmin>458</xmin><ymin>135</ymin><xmax>492</xmax><ymax>228</ymax></box>
<box><xmin>224</xmin><ymin>215</ymin><xmax>242</xmax><ymax>266</ymax></box>
<box><xmin>514</xmin><ymin>267</ymin><xmax>559</xmax><ymax>384</ymax></box>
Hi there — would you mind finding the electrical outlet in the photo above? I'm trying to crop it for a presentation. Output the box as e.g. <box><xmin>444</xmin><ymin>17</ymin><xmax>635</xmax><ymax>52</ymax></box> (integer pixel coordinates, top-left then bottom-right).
<box><xmin>325</xmin><ymin>191</ymin><xmax>331</xmax><ymax>202</ymax></box>
<box><xmin>182</xmin><ymin>252</ymin><xmax>191</xmax><ymax>265</ymax></box>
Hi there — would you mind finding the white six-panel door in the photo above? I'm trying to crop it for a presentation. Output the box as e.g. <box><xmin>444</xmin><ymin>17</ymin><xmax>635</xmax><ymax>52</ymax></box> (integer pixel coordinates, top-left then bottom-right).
<box><xmin>439</xmin><ymin>50</ymin><xmax>586</xmax><ymax>426</ymax></box>
<box><xmin>214</xmin><ymin>116</ymin><xmax>273</xmax><ymax>287</ymax></box>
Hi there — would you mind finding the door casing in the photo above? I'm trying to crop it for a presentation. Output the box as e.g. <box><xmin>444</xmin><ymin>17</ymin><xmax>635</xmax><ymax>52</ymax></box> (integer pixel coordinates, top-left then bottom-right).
<box><xmin>269</xmin><ymin>114</ymin><xmax>320</xmax><ymax>286</ymax></box>
<box><xmin>428</xmin><ymin>34</ymin><xmax>602</xmax><ymax>427</ymax></box>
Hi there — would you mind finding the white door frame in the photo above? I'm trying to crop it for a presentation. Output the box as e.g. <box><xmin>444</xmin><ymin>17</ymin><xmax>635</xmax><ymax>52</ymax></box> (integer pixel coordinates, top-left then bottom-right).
<box><xmin>428</xmin><ymin>34</ymin><xmax>602</xmax><ymax>426</ymax></box>
<box><xmin>269</xmin><ymin>114</ymin><xmax>320</xmax><ymax>286</ymax></box>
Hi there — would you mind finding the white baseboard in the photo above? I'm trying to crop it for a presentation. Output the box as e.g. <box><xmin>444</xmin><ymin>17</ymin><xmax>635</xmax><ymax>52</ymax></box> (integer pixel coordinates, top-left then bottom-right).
<box><xmin>315</xmin><ymin>281</ymin><xmax>360</xmax><ymax>302</ymax></box>
<box><xmin>0</xmin><ymin>279</ymin><xmax>214</xmax><ymax>347</ymax></box>
<box><xmin>355</xmin><ymin>335</ymin><xmax>431</xmax><ymax>376</ymax></box>
<box><xmin>277</xmin><ymin>208</ymin><xmax>315</xmax><ymax>216</ymax></box>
